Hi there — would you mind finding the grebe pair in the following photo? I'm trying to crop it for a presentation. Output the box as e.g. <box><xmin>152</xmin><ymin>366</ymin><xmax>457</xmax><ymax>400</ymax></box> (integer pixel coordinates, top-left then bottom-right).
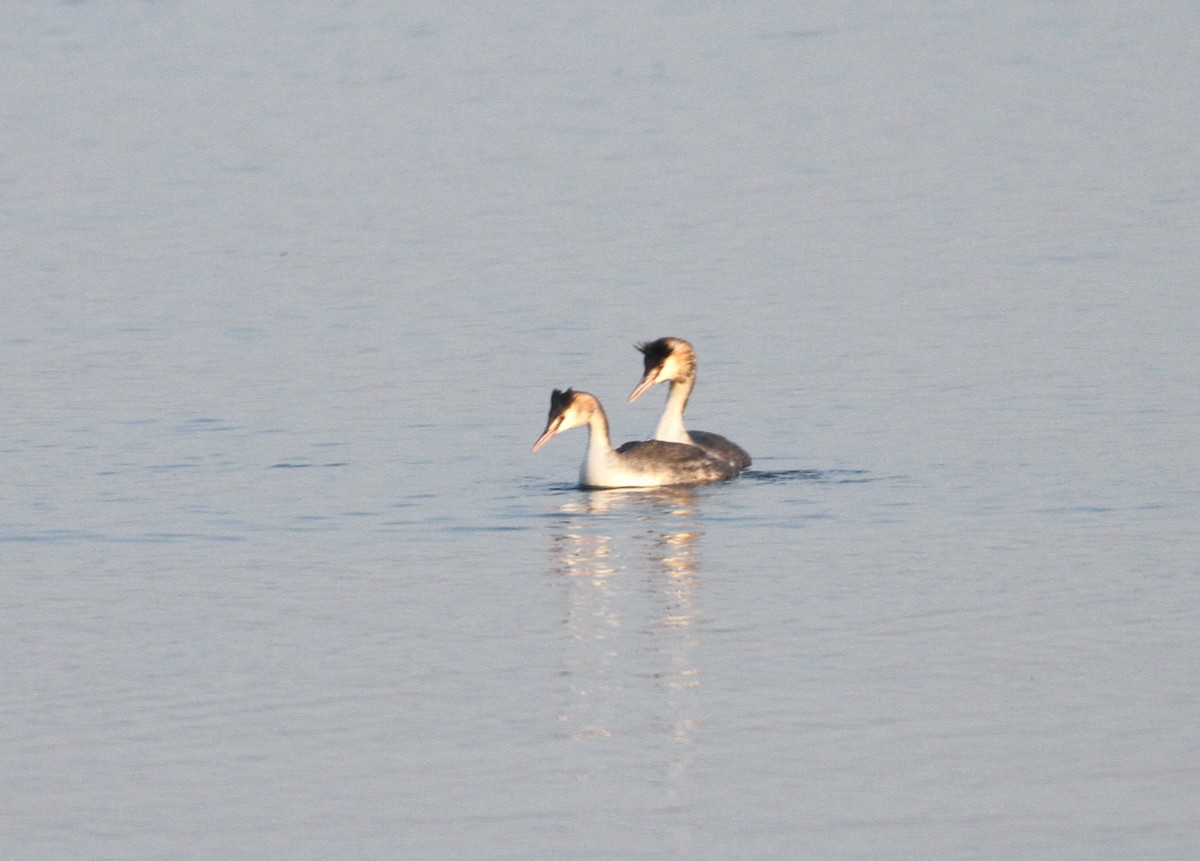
<box><xmin>532</xmin><ymin>338</ymin><xmax>751</xmax><ymax>488</ymax></box>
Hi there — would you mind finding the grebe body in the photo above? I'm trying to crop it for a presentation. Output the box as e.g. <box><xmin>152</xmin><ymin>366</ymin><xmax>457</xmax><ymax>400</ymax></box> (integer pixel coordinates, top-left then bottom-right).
<box><xmin>532</xmin><ymin>389</ymin><xmax>737</xmax><ymax>488</ymax></box>
<box><xmin>629</xmin><ymin>337</ymin><xmax>752</xmax><ymax>472</ymax></box>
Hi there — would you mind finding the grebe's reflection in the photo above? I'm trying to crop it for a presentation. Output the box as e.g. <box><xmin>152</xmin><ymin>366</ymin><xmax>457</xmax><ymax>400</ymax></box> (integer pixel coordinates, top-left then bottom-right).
<box><xmin>547</xmin><ymin>486</ymin><xmax>704</xmax><ymax>768</ymax></box>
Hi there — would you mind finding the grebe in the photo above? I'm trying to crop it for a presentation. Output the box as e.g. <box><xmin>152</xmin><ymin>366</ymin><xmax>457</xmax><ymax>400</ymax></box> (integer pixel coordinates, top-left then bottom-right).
<box><xmin>629</xmin><ymin>337</ymin><xmax>752</xmax><ymax>472</ymax></box>
<box><xmin>532</xmin><ymin>388</ymin><xmax>737</xmax><ymax>488</ymax></box>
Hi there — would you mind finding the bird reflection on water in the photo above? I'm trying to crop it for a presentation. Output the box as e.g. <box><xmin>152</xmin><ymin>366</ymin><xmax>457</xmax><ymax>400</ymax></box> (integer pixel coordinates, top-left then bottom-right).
<box><xmin>546</xmin><ymin>486</ymin><xmax>704</xmax><ymax>770</ymax></box>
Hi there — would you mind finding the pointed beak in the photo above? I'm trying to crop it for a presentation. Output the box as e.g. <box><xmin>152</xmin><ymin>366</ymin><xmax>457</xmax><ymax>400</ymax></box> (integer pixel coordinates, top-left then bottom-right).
<box><xmin>628</xmin><ymin>369</ymin><xmax>660</xmax><ymax>403</ymax></box>
<box><xmin>531</xmin><ymin>421</ymin><xmax>560</xmax><ymax>452</ymax></box>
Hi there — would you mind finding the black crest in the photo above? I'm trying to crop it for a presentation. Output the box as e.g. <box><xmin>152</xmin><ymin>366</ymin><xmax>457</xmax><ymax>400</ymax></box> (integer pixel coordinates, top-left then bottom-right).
<box><xmin>635</xmin><ymin>338</ymin><xmax>675</xmax><ymax>371</ymax></box>
<box><xmin>549</xmin><ymin>388</ymin><xmax>576</xmax><ymax>418</ymax></box>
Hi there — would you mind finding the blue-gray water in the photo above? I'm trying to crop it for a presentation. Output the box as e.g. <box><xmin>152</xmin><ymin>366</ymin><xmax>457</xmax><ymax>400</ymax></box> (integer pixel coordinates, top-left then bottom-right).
<box><xmin>4</xmin><ymin>2</ymin><xmax>1198</xmax><ymax>859</ymax></box>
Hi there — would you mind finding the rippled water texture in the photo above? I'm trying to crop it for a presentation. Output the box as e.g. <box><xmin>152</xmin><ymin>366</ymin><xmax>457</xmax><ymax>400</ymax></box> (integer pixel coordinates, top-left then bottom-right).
<box><xmin>3</xmin><ymin>2</ymin><xmax>1198</xmax><ymax>859</ymax></box>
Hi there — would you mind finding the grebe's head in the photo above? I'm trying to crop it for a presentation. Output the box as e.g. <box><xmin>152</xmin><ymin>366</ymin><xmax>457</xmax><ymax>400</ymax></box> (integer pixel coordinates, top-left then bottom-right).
<box><xmin>629</xmin><ymin>337</ymin><xmax>696</xmax><ymax>402</ymax></box>
<box><xmin>531</xmin><ymin>388</ymin><xmax>597</xmax><ymax>452</ymax></box>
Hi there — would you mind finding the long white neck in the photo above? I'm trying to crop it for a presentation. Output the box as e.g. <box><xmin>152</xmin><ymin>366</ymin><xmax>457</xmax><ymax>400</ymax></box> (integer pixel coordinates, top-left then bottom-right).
<box><xmin>585</xmin><ymin>402</ymin><xmax>617</xmax><ymax>460</ymax></box>
<box><xmin>653</xmin><ymin>374</ymin><xmax>694</xmax><ymax>444</ymax></box>
<box><xmin>578</xmin><ymin>401</ymin><xmax>620</xmax><ymax>486</ymax></box>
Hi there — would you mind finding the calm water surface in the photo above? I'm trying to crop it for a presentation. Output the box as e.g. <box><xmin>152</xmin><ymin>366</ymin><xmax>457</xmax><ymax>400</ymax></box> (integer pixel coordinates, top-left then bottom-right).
<box><xmin>3</xmin><ymin>2</ymin><xmax>1199</xmax><ymax>859</ymax></box>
